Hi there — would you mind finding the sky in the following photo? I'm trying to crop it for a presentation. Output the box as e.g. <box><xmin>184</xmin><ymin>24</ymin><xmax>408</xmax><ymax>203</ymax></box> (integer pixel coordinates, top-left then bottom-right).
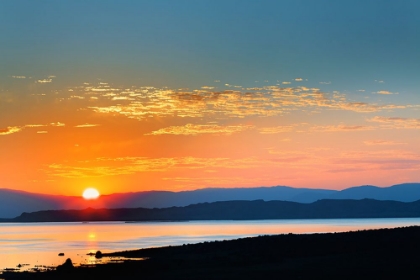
<box><xmin>1</xmin><ymin>0</ymin><xmax>420</xmax><ymax>196</ymax></box>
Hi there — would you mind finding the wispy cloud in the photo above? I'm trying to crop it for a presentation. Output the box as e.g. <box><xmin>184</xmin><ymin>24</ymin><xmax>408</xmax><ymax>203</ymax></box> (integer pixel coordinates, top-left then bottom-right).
<box><xmin>375</xmin><ymin>90</ymin><xmax>396</xmax><ymax>95</ymax></box>
<box><xmin>0</xmin><ymin>122</ymin><xmax>65</xmax><ymax>136</ymax></box>
<box><xmin>11</xmin><ymin>75</ymin><xmax>26</xmax><ymax>79</ymax></box>
<box><xmin>46</xmin><ymin>156</ymin><xmax>263</xmax><ymax>178</ymax></box>
<box><xmin>0</xmin><ymin>126</ymin><xmax>22</xmax><ymax>136</ymax></box>
<box><xmin>74</xmin><ymin>123</ymin><xmax>100</xmax><ymax>128</ymax></box>
<box><xmin>329</xmin><ymin>150</ymin><xmax>420</xmax><ymax>173</ymax></box>
<box><xmin>258</xmin><ymin>125</ymin><xmax>294</xmax><ymax>134</ymax></box>
<box><xmin>37</xmin><ymin>79</ymin><xmax>53</xmax><ymax>83</ymax></box>
<box><xmin>369</xmin><ymin>116</ymin><xmax>420</xmax><ymax>129</ymax></box>
<box><xmin>81</xmin><ymin>81</ymin><xmax>413</xmax><ymax>122</ymax></box>
<box><xmin>146</xmin><ymin>123</ymin><xmax>254</xmax><ymax>136</ymax></box>
<box><xmin>311</xmin><ymin>124</ymin><xmax>374</xmax><ymax>132</ymax></box>
<box><xmin>363</xmin><ymin>140</ymin><xmax>405</xmax><ymax>146</ymax></box>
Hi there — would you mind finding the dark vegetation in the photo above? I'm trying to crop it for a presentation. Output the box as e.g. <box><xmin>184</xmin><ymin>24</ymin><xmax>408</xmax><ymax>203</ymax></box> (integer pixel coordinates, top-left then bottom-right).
<box><xmin>4</xmin><ymin>199</ymin><xmax>420</xmax><ymax>222</ymax></box>
<box><xmin>3</xmin><ymin>226</ymin><xmax>420</xmax><ymax>279</ymax></box>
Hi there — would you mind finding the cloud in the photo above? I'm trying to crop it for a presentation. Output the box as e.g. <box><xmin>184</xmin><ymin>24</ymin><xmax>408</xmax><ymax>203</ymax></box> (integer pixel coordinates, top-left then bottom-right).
<box><xmin>369</xmin><ymin>116</ymin><xmax>420</xmax><ymax>129</ymax></box>
<box><xmin>146</xmin><ymin>123</ymin><xmax>254</xmax><ymax>136</ymax></box>
<box><xmin>11</xmin><ymin>75</ymin><xmax>26</xmax><ymax>79</ymax></box>
<box><xmin>363</xmin><ymin>140</ymin><xmax>405</xmax><ymax>146</ymax></box>
<box><xmin>68</xmin><ymin>81</ymin><xmax>416</xmax><ymax>122</ymax></box>
<box><xmin>25</xmin><ymin>124</ymin><xmax>46</xmax><ymax>128</ymax></box>
<box><xmin>319</xmin><ymin>81</ymin><xmax>331</xmax><ymax>85</ymax></box>
<box><xmin>74</xmin><ymin>123</ymin><xmax>99</xmax><ymax>128</ymax></box>
<box><xmin>37</xmin><ymin>79</ymin><xmax>53</xmax><ymax>83</ymax></box>
<box><xmin>0</xmin><ymin>122</ymin><xmax>66</xmax><ymax>136</ymax></box>
<box><xmin>375</xmin><ymin>90</ymin><xmax>395</xmax><ymax>95</ymax></box>
<box><xmin>311</xmin><ymin>125</ymin><xmax>374</xmax><ymax>132</ymax></box>
<box><xmin>294</xmin><ymin>78</ymin><xmax>303</xmax><ymax>82</ymax></box>
<box><xmin>50</xmin><ymin>122</ymin><xmax>66</xmax><ymax>127</ymax></box>
<box><xmin>282</xmin><ymin>82</ymin><xmax>291</xmax><ymax>84</ymax></box>
<box><xmin>0</xmin><ymin>126</ymin><xmax>22</xmax><ymax>136</ymax></box>
<box><xmin>258</xmin><ymin>126</ymin><xmax>294</xmax><ymax>134</ymax></box>
<box><xmin>37</xmin><ymin>131</ymin><xmax>48</xmax><ymax>134</ymax></box>
<box><xmin>46</xmin><ymin>156</ymin><xmax>263</xmax><ymax>178</ymax></box>
<box><xmin>328</xmin><ymin>150</ymin><xmax>420</xmax><ymax>173</ymax></box>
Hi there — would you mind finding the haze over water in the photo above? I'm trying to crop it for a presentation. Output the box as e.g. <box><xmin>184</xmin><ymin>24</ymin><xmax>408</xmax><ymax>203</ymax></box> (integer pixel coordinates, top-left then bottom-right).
<box><xmin>2</xmin><ymin>219</ymin><xmax>420</xmax><ymax>271</ymax></box>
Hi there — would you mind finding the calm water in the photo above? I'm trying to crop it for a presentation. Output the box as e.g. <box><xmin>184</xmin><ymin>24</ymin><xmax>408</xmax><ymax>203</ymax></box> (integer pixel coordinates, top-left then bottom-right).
<box><xmin>1</xmin><ymin>218</ymin><xmax>420</xmax><ymax>271</ymax></box>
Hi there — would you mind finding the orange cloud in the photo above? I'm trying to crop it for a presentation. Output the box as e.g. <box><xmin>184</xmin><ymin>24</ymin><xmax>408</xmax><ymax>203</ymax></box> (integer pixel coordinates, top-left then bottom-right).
<box><xmin>363</xmin><ymin>140</ymin><xmax>405</xmax><ymax>146</ymax></box>
<box><xmin>311</xmin><ymin>125</ymin><xmax>374</xmax><ymax>132</ymax></box>
<box><xmin>146</xmin><ymin>123</ymin><xmax>254</xmax><ymax>136</ymax></box>
<box><xmin>46</xmin><ymin>157</ymin><xmax>263</xmax><ymax>178</ymax></box>
<box><xmin>70</xmin><ymin>82</ymin><xmax>415</xmax><ymax>121</ymax></box>
<box><xmin>74</xmin><ymin>123</ymin><xmax>100</xmax><ymax>128</ymax></box>
<box><xmin>375</xmin><ymin>90</ymin><xmax>395</xmax><ymax>95</ymax></box>
<box><xmin>369</xmin><ymin>116</ymin><xmax>420</xmax><ymax>129</ymax></box>
<box><xmin>0</xmin><ymin>126</ymin><xmax>22</xmax><ymax>136</ymax></box>
<box><xmin>258</xmin><ymin>126</ymin><xmax>294</xmax><ymax>134</ymax></box>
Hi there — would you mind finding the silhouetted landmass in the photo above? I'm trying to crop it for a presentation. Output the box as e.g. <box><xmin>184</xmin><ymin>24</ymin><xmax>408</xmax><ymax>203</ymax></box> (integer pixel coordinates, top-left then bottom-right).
<box><xmin>2</xmin><ymin>183</ymin><xmax>420</xmax><ymax>218</ymax></box>
<box><xmin>4</xmin><ymin>198</ymin><xmax>420</xmax><ymax>222</ymax></box>
<box><xmin>3</xmin><ymin>226</ymin><xmax>420</xmax><ymax>279</ymax></box>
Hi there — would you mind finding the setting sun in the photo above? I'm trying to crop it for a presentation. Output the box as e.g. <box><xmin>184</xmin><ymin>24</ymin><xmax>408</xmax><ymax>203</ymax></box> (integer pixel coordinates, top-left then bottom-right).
<box><xmin>82</xmin><ymin>188</ymin><xmax>100</xmax><ymax>200</ymax></box>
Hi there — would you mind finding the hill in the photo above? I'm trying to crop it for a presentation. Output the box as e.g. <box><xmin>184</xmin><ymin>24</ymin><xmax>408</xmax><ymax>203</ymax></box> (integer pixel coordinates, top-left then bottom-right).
<box><xmin>6</xmin><ymin>198</ymin><xmax>420</xmax><ymax>222</ymax></box>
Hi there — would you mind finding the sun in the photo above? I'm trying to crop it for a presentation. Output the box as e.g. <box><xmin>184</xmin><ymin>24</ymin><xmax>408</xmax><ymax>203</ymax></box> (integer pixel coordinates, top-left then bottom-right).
<box><xmin>82</xmin><ymin>188</ymin><xmax>100</xmax><ymax>200</ymax></box>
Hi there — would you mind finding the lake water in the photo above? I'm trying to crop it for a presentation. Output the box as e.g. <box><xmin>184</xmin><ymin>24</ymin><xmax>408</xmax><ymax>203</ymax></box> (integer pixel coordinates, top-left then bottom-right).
<box><xmin>1</xmin><ymin>218</ymin><xmax>420</xmax><ymax>272</ymax></box>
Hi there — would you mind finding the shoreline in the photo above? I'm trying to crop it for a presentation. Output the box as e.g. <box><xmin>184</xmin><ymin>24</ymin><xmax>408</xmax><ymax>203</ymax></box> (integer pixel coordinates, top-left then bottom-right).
<box><xmin>3</xmin><ymin>226</ymin><xmax>420</xmax><ymax>279</ymax></box>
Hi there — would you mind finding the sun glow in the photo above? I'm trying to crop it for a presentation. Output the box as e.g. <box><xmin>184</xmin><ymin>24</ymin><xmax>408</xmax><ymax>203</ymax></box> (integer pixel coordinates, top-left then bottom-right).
<box><xmin>82</xmin><ymin>188</ymin><xmax>100</xmax><ymax>200</ymax></box>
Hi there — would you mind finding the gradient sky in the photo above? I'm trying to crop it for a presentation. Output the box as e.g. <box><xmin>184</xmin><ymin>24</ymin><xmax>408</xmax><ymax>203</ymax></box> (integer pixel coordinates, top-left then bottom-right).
<box><xmin>1</xmin><ymin>0</ymin><xmax>419</xmax><ymax>196</ymax></box>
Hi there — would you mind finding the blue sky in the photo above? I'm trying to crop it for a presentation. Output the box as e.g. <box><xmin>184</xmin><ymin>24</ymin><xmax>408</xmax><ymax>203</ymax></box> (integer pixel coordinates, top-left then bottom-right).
<box><xmin>2</xmin><ymin>0</ymin><xmax>419</xmax><ymax>89</ymax></box>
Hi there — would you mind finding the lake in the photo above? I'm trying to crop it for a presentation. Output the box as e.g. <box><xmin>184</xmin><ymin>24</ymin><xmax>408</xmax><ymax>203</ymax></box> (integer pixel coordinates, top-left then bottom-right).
<box><xmin>1</xmin><ymin>218</ymin><xmax>420</xmax><ymax>272</ymax></box>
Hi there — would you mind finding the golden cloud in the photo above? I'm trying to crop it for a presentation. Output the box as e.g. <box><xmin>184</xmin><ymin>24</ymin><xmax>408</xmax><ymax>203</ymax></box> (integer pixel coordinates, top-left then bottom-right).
<box><xmin>37</xmin><ymin>79</ymin><xmax>53</xmax><ymax>83</ymax></box>
<box><xmin>363</xmin><ymin>140</ymin><xmax>405</xmax><ymax>146</ymax></box>
<box><xmin>64</xmin><ymin>82</ymin><xmax>416</xmax><ymax>122</ymax></box>
<box><xmin>46</xmin><ymin>156</ymin><xmax>263</xmax><ymax>178</ymax></box>
<box><xmin>0</xmin><ymin>126</ymin><xmax>22</xmax><ymax>136</ymax></box>
<box><xmin>146</xmin><ymin>123</ymin><xmax>254</xmax><ymax>136</ymax></box>
<box><xmin>258</xmin><ymin>126</ymin><xmax>294</xmax><ymax>134</ymax></box>
<box><xmin>376</xmin><ymin>90</ymin><xmax>394</xmax><ymax>95</ymax></box>
<box><xmin>369</xmin><ymin>116</ymin><xmax>420</xmax><ymax>129</ymax></box>
<box><xmin>311</xmin><ymin>125</ymin><xmax>374</xmax><ymax>132</ymax></box>
<box><xmin>74</xmin><ymin>123</ymin><xmax>99</xmax><ymax>128</ymax></box>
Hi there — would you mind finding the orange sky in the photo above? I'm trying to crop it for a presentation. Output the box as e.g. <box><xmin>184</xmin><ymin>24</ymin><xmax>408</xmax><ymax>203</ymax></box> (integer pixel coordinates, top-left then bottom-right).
<box><xmin>1</xmin><ymin>1</ymin><xmax>420</xmax><ymax>195</ymax></box>
<box><xmin>1</xmin><ymin>80</ymin><xmax>419</xmax><ymax>195</ymax></box>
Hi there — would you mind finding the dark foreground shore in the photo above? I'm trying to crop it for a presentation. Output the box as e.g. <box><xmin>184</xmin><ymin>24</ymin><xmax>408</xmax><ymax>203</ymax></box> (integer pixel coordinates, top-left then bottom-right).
<box><xmin>3</xmin><ymin>226</ymin><xmax>420</xmax><ymax>279</ymax></box>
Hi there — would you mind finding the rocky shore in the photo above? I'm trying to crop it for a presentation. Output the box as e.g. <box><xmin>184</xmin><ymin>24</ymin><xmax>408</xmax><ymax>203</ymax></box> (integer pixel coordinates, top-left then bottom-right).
<box><xmin>3</xmin><ymin>226</ymin><xmax>420</xmax><ymax>279</ymax></box>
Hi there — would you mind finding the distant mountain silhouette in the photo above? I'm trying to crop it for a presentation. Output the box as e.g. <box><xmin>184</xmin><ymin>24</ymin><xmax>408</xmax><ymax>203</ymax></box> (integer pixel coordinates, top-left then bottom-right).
<box><xmin>328</xmin><ymin>183</ymin><xmax>420</xmax><ymax>201</ymax></box>
<box><xmin>1</xmin><ymin>183</ymin><xmax>420</xmax><ymax>218</ymax></box>
<box><xmin>5</xmin><ymin>199</ymin><xmax>420</xmax><ymax>222</ymax></box>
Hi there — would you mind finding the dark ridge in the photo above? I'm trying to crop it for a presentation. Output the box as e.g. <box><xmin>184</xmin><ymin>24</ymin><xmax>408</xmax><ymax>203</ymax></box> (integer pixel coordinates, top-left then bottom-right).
<box><xmin>6</xmin><ymin>198</ymin><xmax>420</xmax><ymax>223</ymax></box>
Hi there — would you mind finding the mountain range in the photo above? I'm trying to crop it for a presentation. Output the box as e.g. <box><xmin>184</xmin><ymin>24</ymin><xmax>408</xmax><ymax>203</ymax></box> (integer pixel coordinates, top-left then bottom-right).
<box><xmin>1</xmin><ymin>183</ymin><xmax>420</xmax><ymax>218</ymax></box>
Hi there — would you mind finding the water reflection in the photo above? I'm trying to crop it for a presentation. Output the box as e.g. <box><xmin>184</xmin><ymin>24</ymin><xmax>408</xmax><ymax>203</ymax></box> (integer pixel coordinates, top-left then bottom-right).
<box><xmin>1</xmin><ymin>218</ymin><xmax>420</xmax><ymax>271</ymax></box>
